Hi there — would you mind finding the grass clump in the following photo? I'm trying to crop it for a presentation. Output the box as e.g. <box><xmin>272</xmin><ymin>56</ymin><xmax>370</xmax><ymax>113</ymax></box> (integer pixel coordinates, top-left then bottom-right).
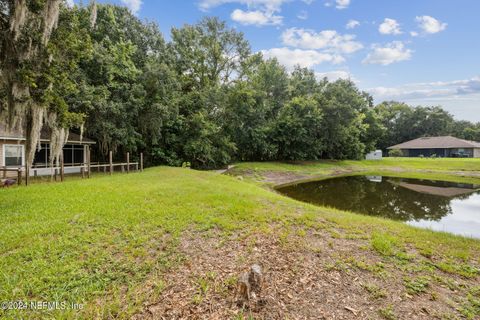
<box><xmin>435</xmin><ymin>261</ymin><xmax>479</xmax><ymax>278</ymax></box>
<box><xmin>363</xmin><ymin>283</ymin><xmax>387</xmax><ymax>299</ymax></box>
<box><xmin>371</xmin><ymin>232</ymin><xmax>400</xmax><ymax>256</ymax></box>
<box><xmin>458</xmin><ymin>286</ymin><xmax>480</xmax><ymax>319</ymax></box>
<box><xmin>404</xmin><ymin>276</ymin><xmax>430</xmax><ymax>295</ymax></box>
<box><xmin>378</xmin><ymin>305</ymin><xmax>396</xmax><ymax>320</ymax></box>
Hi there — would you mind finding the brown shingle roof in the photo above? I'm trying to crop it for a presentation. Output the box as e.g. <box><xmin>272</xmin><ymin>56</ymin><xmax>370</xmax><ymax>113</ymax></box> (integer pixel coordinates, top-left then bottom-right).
<box><xmin>388</xmin><ymin>136</ymin><xmax>480</xmax><ymax>149</ymax></box>
<box><xmin>0</xmin><ymin>123</ymin><xmax>95</xmax><ymax>144</ymax></box>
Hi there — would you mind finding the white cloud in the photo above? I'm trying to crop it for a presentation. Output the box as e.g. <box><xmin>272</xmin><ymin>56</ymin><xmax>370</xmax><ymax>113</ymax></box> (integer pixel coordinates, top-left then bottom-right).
<box><xmin>302</xmin><ymin>0</ymin><xmax>314</xmax><ymax>4</ymax></box>
<box><xmin>199</xmin><ymin>0</ymin><xmax>289</xmax><ymax>12</ymax></box>
<box><xmin>324</xmin><ymin>0</ymin><xmax>350</xmax><ymax>9</ymax></box>
<box><xmin>450</xmin><ymin>77</ymin><xmax>480</xmax><ymax>94</ymax></box>
<box><xmin>369</xmin><ymin>77</ymin><xmax>480</xmax><ymax>121</ymax></box>
<box><xmin>315</xmin><ymin>70</ymin><xmax>355</xmax><ymax>82</ymax></box>
<box><xmin>335</xmin><ymin>0</ymin><xmax>350</xmax><ymax>9</ymax></box>
<box><xmin>200</xmin><ymin>0</ymin><xmax>290</xmax><ymax>27</ymax></box>
<box><xmin>410</xmin><ymin>31</ymin><xmax>419</xmax><ymax>37</ymax></box>
<box><xmin>281</xmin><ymin>28</ymin><xmax>363</xmax><ymax>54</ymax></box>
<box><xmin>362</xmin><ymin>41</ymin><xmax>412</xmax><ymax>65</ymax></box>
<box><xmin>368</xmin><ymin>76</ymin><xmax>480</xmax><ymax>101</ymax></box>
<box><xmin>378</xmin><ymin>18</ymin><xmax>402</xmax><ymax>35</ymax></box>
<box><xmin>66</xmin><ymin>0</ymin><xmax>74</xmax><ymax>7</ymax></box>
<box><xmin>120</xmin><ymin>0</ymin><xmax>142</xmax><ymax>14</ymax></box>
<box><xmin>415</xmin><ymin>15</ymin><xmax>447</xmax><ymax>34</ymax></box>
<box><xmin>261</xmin><ymin>47</ymin><xmax>345</xmax><ymax>70</ymax></box>
<box><xmin>231</xmin><ymin>9</ymin><xmax>282</xmax><ymax>25</ymax></box>
<box><xmin>297</xmin><ymin>10</ymin><xmax>308</xmax><ymax>20</ymax></box>
<box><xmin>346</xmin><ymin>19</ymin><xmax>360</xmax><ymax>29</ymax></box>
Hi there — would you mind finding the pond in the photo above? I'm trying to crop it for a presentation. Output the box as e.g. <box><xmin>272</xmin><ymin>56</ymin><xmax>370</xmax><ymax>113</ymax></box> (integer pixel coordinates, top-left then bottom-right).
<box><xmin>277</xmin><ymin>175</ymin><xmax>480</xmax><ymax>238</ymax></box>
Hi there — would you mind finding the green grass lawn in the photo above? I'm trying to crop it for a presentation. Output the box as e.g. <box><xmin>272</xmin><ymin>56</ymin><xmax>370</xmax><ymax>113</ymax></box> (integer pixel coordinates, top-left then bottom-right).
<box><xmin>1</xmin><ymin>160</ymin><xmax>480</xmax><ymax>319</ymax></box>
<box><xmin>233</xmin><ymin>157</ymin><xmax>480</xmax><ymax>175</ymax></box>
<box><xmin>1</xmin><ymin>167</ymin><xmax>308</xmax><ymax>318</ymax></box>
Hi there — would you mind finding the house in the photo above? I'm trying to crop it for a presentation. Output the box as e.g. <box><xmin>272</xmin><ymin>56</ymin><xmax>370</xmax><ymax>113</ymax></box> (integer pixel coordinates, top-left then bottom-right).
<box><xmin>0</xmin><ymin>123</ymin><xmax>95</xmax><ymax>176</ymax></box>
<box><xmin>388</xmin><ymin>136</ymin><xmax>480</xmax><ymax>158</ymax></box>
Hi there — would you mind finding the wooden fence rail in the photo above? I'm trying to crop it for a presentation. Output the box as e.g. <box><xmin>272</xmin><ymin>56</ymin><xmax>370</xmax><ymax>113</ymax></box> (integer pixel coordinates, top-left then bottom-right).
<box><xmin>1</xmin><ymin>152</ymin><xmax>143</xmax><ymax>187</ymax></box>
<box><xmin>0</xmin><ymin>167</ymin><xmax>23</xmax><ymax>185</ymax></box>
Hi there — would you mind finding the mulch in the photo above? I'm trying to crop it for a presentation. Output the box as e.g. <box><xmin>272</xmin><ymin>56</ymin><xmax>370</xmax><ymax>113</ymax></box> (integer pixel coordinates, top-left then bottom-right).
<box><xmin>132</xmin><ymin>229</ymin><xmax>462</xmax><ymax>319</ymax></box>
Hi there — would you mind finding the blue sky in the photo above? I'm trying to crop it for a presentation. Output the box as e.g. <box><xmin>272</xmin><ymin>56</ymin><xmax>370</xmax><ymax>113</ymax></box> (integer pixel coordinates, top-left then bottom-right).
<box><xmin>78</xmin><ymin>0</ymin><xmax>480</xmax><ymax>122</ymax></box>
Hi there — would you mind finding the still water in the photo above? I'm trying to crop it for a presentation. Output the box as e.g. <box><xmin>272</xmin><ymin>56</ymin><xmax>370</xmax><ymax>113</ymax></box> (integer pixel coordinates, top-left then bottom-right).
<box><xmin>277</xmin><ymin>176</ymin><xmax>480</xmax><ymax>238</ymax></box>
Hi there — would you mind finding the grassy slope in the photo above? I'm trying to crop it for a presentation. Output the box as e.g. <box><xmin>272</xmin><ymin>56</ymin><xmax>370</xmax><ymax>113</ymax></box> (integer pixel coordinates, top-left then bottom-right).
<box><xmin>1</xmin><ymin>160</ymin><xmax>480</xmax><ymax>318</ymax></box>
<box><xmin>1</xmin><ymin>168</ymin><xmax>315</xmax><ymax>318</ymax></box>
<box><xmin>234</xmin><ymin>157</ymin><xmax>480</xmax><ymax>173</ymax></box>
<box><xmin>231</xmin><ymin>157</ymin><xmax>480</xmax><ymax>186</ymax></box>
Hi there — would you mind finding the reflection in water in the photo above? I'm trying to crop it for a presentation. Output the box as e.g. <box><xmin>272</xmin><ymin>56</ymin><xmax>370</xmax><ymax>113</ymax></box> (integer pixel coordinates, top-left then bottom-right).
<box><xmin>277</xmin><ymin>176</ymin><xmax>480</xmax><ymax>238</ymax></box>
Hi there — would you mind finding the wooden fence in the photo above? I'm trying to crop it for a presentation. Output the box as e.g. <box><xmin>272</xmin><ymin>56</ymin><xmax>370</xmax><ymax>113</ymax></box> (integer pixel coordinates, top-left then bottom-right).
<box><xmin>1</xmin><ymin>151</ymin><xmax>144</xmax><ymax>187</ymax></box>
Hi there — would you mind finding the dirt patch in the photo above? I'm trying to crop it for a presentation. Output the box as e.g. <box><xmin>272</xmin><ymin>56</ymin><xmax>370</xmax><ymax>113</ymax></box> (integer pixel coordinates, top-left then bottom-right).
<box><xmin>229</xmin><ymin>169</ymin><xmax>357</xmax><ymax>187</ymax></box>
<box><xmin>262</xmin><ymin>171</ymin><xmax>310</xmax><ymax>185</ymax></box>
<box><xmin>133</xmin><ymin>229</ymin><xmax>471</xmax><ymax>319</ymax></box>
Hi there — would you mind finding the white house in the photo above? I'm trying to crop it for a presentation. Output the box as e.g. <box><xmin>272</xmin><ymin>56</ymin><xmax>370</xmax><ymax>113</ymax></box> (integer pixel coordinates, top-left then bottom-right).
<box><xmin>0</xmin><ymin>123</ymin><xmax>95</xmax><ymax>177</ymax></box>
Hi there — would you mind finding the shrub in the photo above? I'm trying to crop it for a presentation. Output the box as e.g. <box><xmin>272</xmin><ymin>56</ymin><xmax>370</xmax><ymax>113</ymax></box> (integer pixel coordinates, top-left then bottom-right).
<box><xmin>388</xmin><ymin>149</ymin><xmax>404</xmax><ymax>157</ymax></box>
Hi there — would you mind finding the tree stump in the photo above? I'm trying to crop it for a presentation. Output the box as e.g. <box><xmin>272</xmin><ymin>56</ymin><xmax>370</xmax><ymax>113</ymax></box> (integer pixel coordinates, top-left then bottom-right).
<box><xmin>235</xmin><ymin>264</ymin><xmax>263</xmax><ymax>306</ymax></box>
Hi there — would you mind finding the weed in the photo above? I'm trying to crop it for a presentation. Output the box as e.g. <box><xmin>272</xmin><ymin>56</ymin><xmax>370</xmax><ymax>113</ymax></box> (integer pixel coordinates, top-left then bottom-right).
<box><xmin>371</xmin><ymin>233</ymin><xmax>399</xmax><ymax>256</ymax></box>
<box><xmin>457</xmin><ymin>286</ymin><xmax>480</xmax><ymax>319</ymax></box>
<box><xmin>378</xmin><ymin>305</ymin><xmax>396</xmax><ymax>320</ymax></box>
<box><xmin>404</xmin><ymin>276</ymin><xmax>430</xmax><ymax>295</ymax></box>
<box><xmin>419</xmin><ymin>247</ymin><xmax>434</xmax><ymax>259</ymax></box>
<box><xmin>363</xmin><ymin>283</ymin><xmax>387</xmax><ymax>299</ymax></box>
<box><xmin>436</xmin><ymin>261</ymin><xmax>479</xmax><ymax>278</ymax></box>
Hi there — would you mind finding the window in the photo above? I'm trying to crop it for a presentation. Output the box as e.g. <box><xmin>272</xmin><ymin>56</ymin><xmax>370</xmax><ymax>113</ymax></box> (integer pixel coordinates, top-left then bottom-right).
<box><xmin>62</xmin><ymin>144</ymin><xmax>84</xmax><ymax>165</ymax></box>
<box><xmin>4</xmin><ymin>145</ymin><xmax>24</xmax><ymax>167</ymax></box>
<box><xmin>33</xmin><ymin>143</ymin><xmax>50</xmax><ymax>166</ymax></box>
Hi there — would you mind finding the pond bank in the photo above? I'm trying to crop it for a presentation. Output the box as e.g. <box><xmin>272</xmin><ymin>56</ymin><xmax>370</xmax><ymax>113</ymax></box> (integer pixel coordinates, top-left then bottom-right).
<box><xmin>227</xmin><ymin>158</ymin><xmax>480</xmax><ymax>188</ymax></box>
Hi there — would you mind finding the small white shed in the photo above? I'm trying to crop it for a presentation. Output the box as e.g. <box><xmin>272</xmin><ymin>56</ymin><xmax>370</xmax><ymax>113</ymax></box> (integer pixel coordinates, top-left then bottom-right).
<box><xmin>366</xmin><ymin>150</ymin><xmax>383</xmax><ymax>160</ymax></box>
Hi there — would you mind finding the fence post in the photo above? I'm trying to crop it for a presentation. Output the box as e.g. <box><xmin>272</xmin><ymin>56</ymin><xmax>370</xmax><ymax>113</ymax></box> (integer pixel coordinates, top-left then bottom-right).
<box><xmin>109</xmin><ymin>151</ymin><xmax>113</xmax><ymax>175</ymax></box>
<box><xmin>87</xmin><ymin>146</ymin><xmax>91</xmax><ymax>179</ymax></box>
<box><xmin>60</xmin><ymin>154</ymin><xmax>65</xmax><ymax>182</ymax></box>
<box><xmin>126</xmin><ymin>152</ymin><xmax>130</xmax><ymax>174</ymax></box>
<box><xmin>25</xmin><ymin>166</ymin><xmax>29</xmax><ymax>186</ymax></box>
<box><xmin>140</xmin><ymin>153</ymin><xmax>143</xmax><ymax>172</ymax></box>
<box><xmin>17</xmin><ymin>169</ymin><xmax>22</xmax><ymax>186</ymax></box>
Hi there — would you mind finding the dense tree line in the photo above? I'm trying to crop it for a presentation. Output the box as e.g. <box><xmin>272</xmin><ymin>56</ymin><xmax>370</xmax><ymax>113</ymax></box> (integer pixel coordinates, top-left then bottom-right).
<box><xmin>2</xmin><ymin>2</ymin><xmax>479</xmax><ymax>169</ymax></box>
<box><xmin>375</xmin><ymin>102</ymin><xmax>480</xmax><ymax>151</ymax></box>
<box><xmin>73</xmin><ymin>5</ymin><xmax>386</xmax><ymax>168</ymax></box>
